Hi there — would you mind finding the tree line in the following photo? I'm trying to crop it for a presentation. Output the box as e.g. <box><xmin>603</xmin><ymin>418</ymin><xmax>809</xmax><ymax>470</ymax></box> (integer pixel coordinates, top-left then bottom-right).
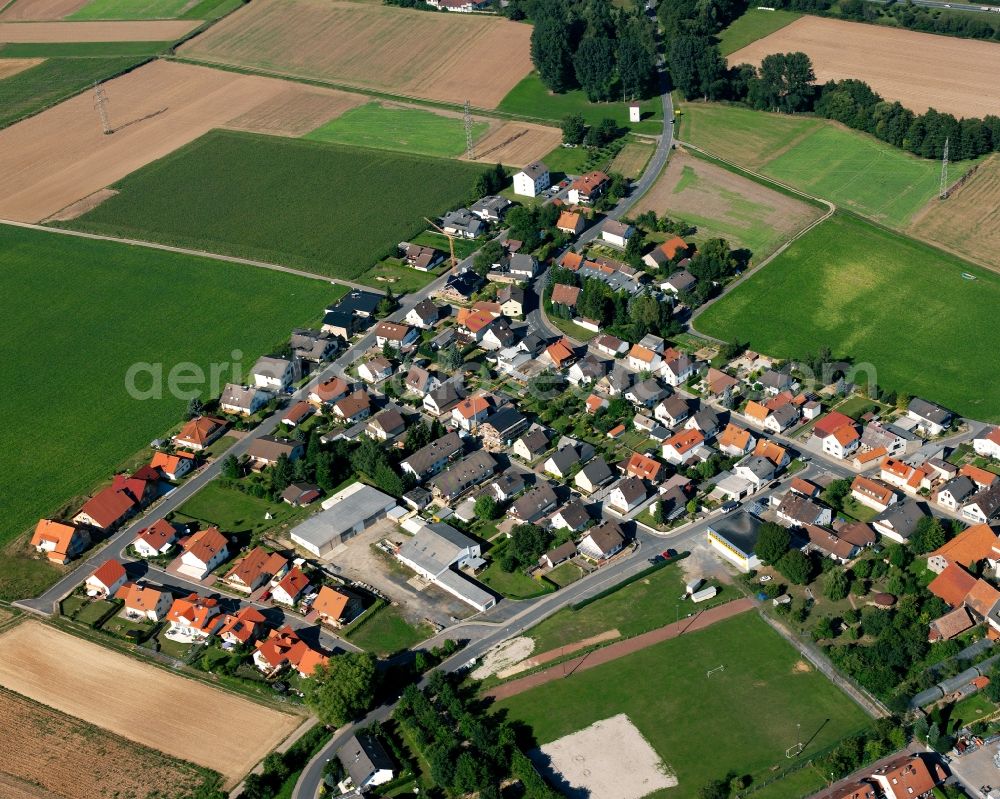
<box><xmin>528</xmin><ymin>0</ymin><xmax>659</xmax><ymax>101</ymax></box>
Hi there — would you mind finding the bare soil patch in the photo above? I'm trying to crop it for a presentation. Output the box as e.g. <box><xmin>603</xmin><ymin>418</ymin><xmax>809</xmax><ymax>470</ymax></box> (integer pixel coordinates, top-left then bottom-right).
<box><xmin>472</xmin><ymin>636</ymin><xmax>535</xmax><ymax>680</ymax></box>
<box><xmin>500</xmin><ymin>629</ymin><xmax>622</xmax><ymax>678</ymax></box>
<box><xmin>0</xmin><ymin>685</ymin><xmax>214</xmax><ymax>799</ymax></box>
<box><xmin>728</xmin><ymin>16</ymin><xmax>1000</xmax><ymax>117</ymax></box>
<box><xmin>224</xmin><ymin>84</ymin><xmax>365</xmax><ymax>137</ymax></box>
<box><xmin>180</xmin><ymin>0</ymin><xmax>533</xmax><ymax>108</ymax></box>
<box><xmin>0</xmin><ymin>621</ymin><xmax>301</xmax><ymax>787</ymax></box>
<box><xmin>534</xmin><ymin>714</ymin><xmax>678</xmax><ymax>799</ymax></box>
<box><xmin>43</xmin><ymin>187</ymin><xmax>117</xmax><ymax>221</ymax></box>
<box><xmin>0</xmin><ymin>0</ymin><xmax>89</xmax><ymax>20</ymax></box>
<box><xmin>0</xmin><ymin>19</ymin><xmax>199</xmax><ymax>40</ymax></box>
<box><xmin>0</xmin><ymin>56</ymin><xmax>42</xmax><ymax>78</ymax></box>
<box><xmin>909</xmin><ymin>154</ymin><xmax>1000</xmax><ymax>273</ymax></box>
<box><xmin>793</xmin><ymin>659</ymin><xmax>812</xmax><ymax>673</ymax></box>
<box><xmin>467</xmin><ymin>121</ymin><xmax>563</xmax><ymax>167</ymax></box>
<box><xmin>0</xmin><ymin>59</ymin><xmax>361</xmax><ymax>222</ymax></box>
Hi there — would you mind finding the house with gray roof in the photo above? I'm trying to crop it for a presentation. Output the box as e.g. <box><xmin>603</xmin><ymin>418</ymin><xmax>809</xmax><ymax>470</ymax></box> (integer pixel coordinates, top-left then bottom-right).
<box><xmin>872</xmin><ymin>499</ymin><xmax>927</xmax><ymax>543</ymax></box>
<box><xmin>578</xmin><ymin>519</ymin><xmax>626</xmax><ymax>560</ymax></box>
<box><xmin>907</xmin><ymin>397</ymin><xmax>954</xmax><ymax>436</ymax></box>
<box><xmin>219</xmin><ymin>383</ymin><xmax>273</xmax><ymax>416</ymax></box>
<box><xmin>396</xmin><ymin>523</ymin><xmax>495</xmax><ymax>611</ymax></box>
<box><xmin>575</xmin><ymin>456</ymin><xmax>614</xmax><ymax>493</ymax></box>
<box><xmin>400</xmin><ymin>431</ymin><xmax>463</xmax><ymax>481</ymax></box>
<box><xmin>441</xmin><ymin>208</ymin><xmax>484</xmax><ymax>239</ymax></box>
<box><xmin>551</xmin><ymin>499</ymin><xmax>590</xmax><ymax>532</ymax></box>
<box><xmin>289</xmin><ymin>329</ymin><xmax>339</xmax><ymax>363</ymax></box>
<box><xmin>510</xmin><ymin>483</ymin><xmax>559</xmax><ymax>522</ymax></box>
<box><xmin>428</xmin><ymin>450</ymin><xmax>496</xmax><ymax>501</ymax></box>
<box><xmin>290</xmin><ymin>483</ymin><xmax>396</xmax><ymax>556</ymax></box>
<box><xmin>470</xmin><ymin>195</ymin><xmax>511</xmax><ymax>222</ymax></box>
<box><xmin>337</xmin><ymin>733</ymin><xmax>394</xmax><ymax>793</ymax></box>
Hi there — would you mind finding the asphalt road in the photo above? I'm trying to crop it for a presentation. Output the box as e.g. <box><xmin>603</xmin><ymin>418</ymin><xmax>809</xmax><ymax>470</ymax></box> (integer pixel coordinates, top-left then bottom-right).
<box><xmin>867</xmin><ymin>0</ymin><xmax>1000</xmax><ymax>11</ymax></box>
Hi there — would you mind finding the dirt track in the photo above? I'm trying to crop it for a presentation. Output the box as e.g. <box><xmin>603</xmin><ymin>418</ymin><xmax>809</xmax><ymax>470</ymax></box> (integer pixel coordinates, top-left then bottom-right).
<box><xmin>728</xmin><ymin>16</ymin><xmax>1000</xmax><ymax>118</ymax></box>
<box><xmin>0</xmin><ymin>19</ymin><xmax>200</xmax><ymax>40</ymax></box>
<box><xmin>0</xmin><ymin>0</ymin><xmax>89</xmax><ymax>20</ymax></box>
<box><xmin>0</xmin><ymin>622</ymin><xmax>302</xmax><ymax>787</ymax></box>
<box><xmin>0</xmin><ymin>59</ymin><xmax>363</xmax><ymax>222</ymax></box>
<box><xmin>486</xmin><ymin>597</ymin><xmax>755</xmax><ymax>701</ymax></box>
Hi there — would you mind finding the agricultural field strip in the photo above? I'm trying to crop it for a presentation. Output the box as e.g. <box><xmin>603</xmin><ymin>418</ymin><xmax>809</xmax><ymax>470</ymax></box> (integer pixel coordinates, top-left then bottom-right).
<box><xmin>0</xmin><ymin>59</ymin><xmax>365</xmax><ymax>222</ymax></box>
<box><xmin>0</xmin><ymin>0</ymin><xmax>88</xmax><ymax>18</ymax></box>
<box><xmin>728</xmin><ymin>15</ymin><xmax>1000</xmax><ymax>117</ymax></box>
<box><xmin>0</xmin><ymin>18</ymin><xmax>199</xmax><ymax>40</ymax></box>
<box><xmin>0</xmin><ymin>622</ymin><xmax>301</xmax><ymax>787</ymax></box>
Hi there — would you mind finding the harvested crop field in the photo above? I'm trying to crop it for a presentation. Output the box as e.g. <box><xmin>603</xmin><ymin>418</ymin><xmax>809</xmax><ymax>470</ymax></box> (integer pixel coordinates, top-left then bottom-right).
<box><xmin>634</xmin><ymin>148</ymin><xmax>822</xmax><ymax>258</ymax></box>
<box><xmin>180</xmin><ymin>0</ymin><xmax>533</xmax><ymax>108</ymax></box>
<box><xmin>0</xmin><ymin>622</ymin><xmax>301</xmax><ymax>787</ymax></box>
<box><xmin>609</xmin><ymin>138</ymin><xmax>655</xmax><ymax>180</ymax></box>
<box><xmin>0</xmin><ymin>59</ymin><xmax>361</xmax><ymax>221</ymax></box>
<box><xmin>0</xmin><ymin>55</ymin><xmax>41</xmax><ymax>77</ymax></box>
<box><xmin>467</xmin><ymin>121</ymin><xmax>563</xmax><ymax>167</ymax></box>
<box><xmin>224</xmin><ymin>84</ymin><xmax>365</xmax><ymax>137</ymax></box>
<box><xmin>0</xmin><ymin>0</ymin><xmax>88</xmax><ymax>19</ymax></box>
<box><xmin>0</xmin><ymin>19</ymin><xmax>199</xmax><ymax>40</ymax></box>
<box><xmin>0</xmin><ymin>685</ymin><xmax>218</xmax><ymax>799</ymax></box>
<box><xmin>728</xmin><ymin>16</ymin><xmax>1000</xmax><ymax>117</ymax></box>
<box><xmin>910</xmin><ymin>155</ymin><xmax>1000</xmax><ymax>271</ymax></box>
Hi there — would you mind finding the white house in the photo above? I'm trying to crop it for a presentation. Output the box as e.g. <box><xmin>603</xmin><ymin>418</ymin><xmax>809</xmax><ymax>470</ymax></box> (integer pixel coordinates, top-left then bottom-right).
<box><xmin>962</xmin><ymin>483</ymin><xmax>1000</xmax><ymax>524</ymax></box>
<box><xmin>337</xmin><ymin>733</ymin><xmax>395</xmax><ymax>794</ymax></box>
<box><xmin>578</xmin><ymin>520</ymin><xmax>626</xmax><ymax>560</ymax></box>
<box><xmin>513</xmin><ymin>161</ymin><xmax>550</xmax><ymax>197</ymax></box>
<box><xmin>123</xmin><ymin>583</ymin><xmax>172</xmax><ymax>622</ymax></box>
<box><xmin>975</xmin><ymin>428</ymin><xmax>1000</xmax><ymax>460</ymax></box>
<box><xmin>358</xmin><ymin>356</ymin><xmax>393</xmax><ymax>384</ymax></box>
<box><xmin>251</xmin><ymin>356</ymin><xmax>300</xmax><ymax>391</ymax></box>
<box><xmin>660</xmin><ymin>353</ymin><xmax>695</xmax><ymax>387</ymax></box>
<box><xmin>374</xmin><ymin>321</ymin><xmax>418</xmax><ymax>350</ymax></box>
<box><xmin>601</xmin><ymin>220</ymin><xmax>633</xmax><ymax>248</ymax></box>
<box><xmin>607</xmin><ymin>476</ymin><xmax>646</xmax><ymax>514</ymax></box>
<box><xmin>178</xmin><ymin>527</ymin><xmax>229</xmax><ymax>580</ymax></box>
<box><xmin>821</xmin><ymin>425</ymin><xmax>861</xmax><ymax>459</ymax></box>
<box><xmin>219</xmin><ymin>383</ymin><xmax>273</xmax><ymax>416</ymax></box>
<box><xmin>85</xmin><ymin>559</ymin><xmax>128</xmax><ymax>598</ymax></box>
<box><xmin>132</xmin><ymin>519</ymin><xmax>178</xmax><ymax>558</ymax></box>
<box><xmin>270</xmin><ymin>566</ymin><xmax>311</xmax><ymax>607</ymax></box>
<box><xmin>850</xmin><ymin>476</ymin><xmax>898</xmax><ymax>512</ymax></box>
<box><xmin>907</xmin><ymin>397</ymin><xmax>953</xmax><ymax>436</ymax></box>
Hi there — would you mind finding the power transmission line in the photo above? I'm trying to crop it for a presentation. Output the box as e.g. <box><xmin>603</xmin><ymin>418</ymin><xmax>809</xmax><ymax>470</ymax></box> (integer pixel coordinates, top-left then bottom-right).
<box><xmin>464</xmin><ymin>99</ymin><xmax>474</xmax><ymax>160</ymax></box>
<box><xmin>94</xmin><ymin>81</ymin><xmax>111</xmax><ymax>135</ymax></box>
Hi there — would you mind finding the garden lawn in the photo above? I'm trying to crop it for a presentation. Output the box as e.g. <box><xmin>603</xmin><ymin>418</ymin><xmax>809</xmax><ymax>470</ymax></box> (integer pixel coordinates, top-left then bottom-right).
<box><xmin>305</xmin><ymin>102</ymin><xmax>488</xmax><ymax>159</ymax></box>
<box><xmin>498</xmin><ymin>72</ymin><xmax>663</xmax><ymax>135</ymax></box>
<box><xmin>61</xmin><ymin>130</ymin><xmax>489</xmax><ymax>279</ymax></box>
<box><xmin>716</xmin><ymin>8</ymin><xmax>802</xmax><ymax>55</ymax></box>
<box><xmin>0</xmin><ymin>225</ymin><xmax>330</xmax><ymax>575</ymax></box>
<box><xmin>345</xmin><ymin>604</ymin><xmax>431</xmax><ymax>656</ymax></box>
<box><xmin>525</xmin><ymin>562</ymin><xmax>702</xmax><ymax>654</ymax></box>
<box><xmin>494</xmin><ymin>613</ymin><xmax>868</xmax><ymax>799</ymax></box>
<box><xmin>358</xmin><ymin>258</ymin><xmax>443</xmax><ymax>294</ymax></box>
<box><xmin>171</xmin><ymin>482</ymin><xmax>312</xmax><ymax>538</ymax></box>
<box><xmin>679</xmin><ymin>102</ymin><xmax>977</xmax><ymax>227</ymax></box>
<box><xmin>696</xmin><ymin>213</ymin><xmax>1000</xmax><ymax>420</ymax></box>
<box><xmin>478</xmin><ymin>561</ymin><xmax>553</xmax><ymax>600</ymax></box>
<box><xmin>0</xmin><ymin>54</ymin><xmax>150</xmax><ymax>129</ymax></box>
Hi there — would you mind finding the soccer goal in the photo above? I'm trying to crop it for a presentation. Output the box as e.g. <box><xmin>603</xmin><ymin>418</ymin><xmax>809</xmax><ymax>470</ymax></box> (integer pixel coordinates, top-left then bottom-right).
<box><xmin>785</xmin><ymin>742</ymin><xmax>804</xmax><ymax>758</ymax></box>
<box><xmin>706</xmin><ymin>665</ymin><xmax>725</xmax><ymax>678</ymax></box>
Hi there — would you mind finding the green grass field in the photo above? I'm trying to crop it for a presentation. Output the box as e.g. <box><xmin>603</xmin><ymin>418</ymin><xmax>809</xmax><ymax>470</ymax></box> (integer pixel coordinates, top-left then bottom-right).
<box><xmin>171</xmin><ymin>481</ymin><xmax>314</xmax><ymax>538</ymax></box>
<box><xmin>61</xmin><ymin>130</ymin><xmax>487</xmax><ymax>279</ymax></box>
<box><xmin>358</xmin><ymin>258</ymin><xmax>442</xmax><ymax>294</ymax></box>
<box><xmin>0</xmin><ymin>225</ymin><xmax>332</xmax><ymax>595</ymax></box>
<box><xmin>305</xmin><ymin>102</ymin><xmax>488</xmax><ymax>159</ymax></box>
<box><xmin>494</xmin><ymin>613</ymin><xmax>869</xmax><ymax>798</ymax></box>
<box><xmin>498</xmin><ymin>72</ymin><xmax>663</xmax><ymax>135</ymax></box>
<box><xmin>345</xmin><ymin>604</ymin><xmax>431</xmax><ymax>656</ymax></box>
<box><xmin>0</xmin><ymin>54</ymin><xmax>149</xmax><ymax>129</ymax></box>
<box><xmin>679</xmin><ymin>102</ymin><xmax>977</xmax><ymax>227</ymax></box>
<box><xmin>479</xmin><ymin>561</ymin><xmax>554</xmax><ymax>600</ymax></box>
<box><xmin>696</xmin><ymin>213</ymin><xmax>1000</xmax><ymax>420</ymax></box>
<box><xmin>716</xmin><ymin>8</ymin><xmax>802</xmax><ymax>55</ymax></box>
<box><xmin>68</xmin><ymin>0</ymin><xmax>239</xmax><ymax>19</ymax></box>
<box><xmin>0</xmin><ymin>42</ymin><xmax>169</xmax><ymax>56</ymax></box>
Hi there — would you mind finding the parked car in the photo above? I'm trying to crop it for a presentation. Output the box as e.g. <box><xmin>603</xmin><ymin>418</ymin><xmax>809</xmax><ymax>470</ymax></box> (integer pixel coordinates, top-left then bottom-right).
<box><xmin>720</xmin><ymin>500</ymin><xmax>739</xmax><ymax>513</ymax></box>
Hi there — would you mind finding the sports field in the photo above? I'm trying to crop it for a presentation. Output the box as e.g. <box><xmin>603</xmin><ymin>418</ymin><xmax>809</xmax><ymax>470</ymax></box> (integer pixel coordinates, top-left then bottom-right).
<box><xmin>180</xmin><ymin>0</ymin><xmax>533</xmax><ymax>108</ymax></box>
<box><xmin>728</xmin><ymin>15</ymin><xmax>1000</xmax><ymax>118</ymax></box>
<box><xmin>494</xmin><ymin>613</ymin><xmax>868</xmax><ymax>798</ymax></box>
<box><xmin>696</xmin><ymin>213</ymin><xmax>1000</xmax><ymax>420</ymax></box>
<box><xmin>679</xmin><ymin>102</ymin><xmax>975</xmax><ymax>227</ymax></box>
<box><xmin>716</xmin><ymin>7</ymin><xmax>801</xmax><ymax>55</ymax></box>
<box><xmin>305</xmin><ymin>101</ymin><xmax>488</xmax><ymax>159</ymax></box>
<box><xmin>63</xmin><ymin>130</ymin><xmax>487</xmax><ymax>277</ymax></box>
<box><xmin>634</xmin><ymin>148</ymin><xmax>822</xmax><ymax>258</ymax></box>
<box><xmin>0</xmin><ymin>224</ymin><xmax>333</xmax><ymax>568</ymax></box>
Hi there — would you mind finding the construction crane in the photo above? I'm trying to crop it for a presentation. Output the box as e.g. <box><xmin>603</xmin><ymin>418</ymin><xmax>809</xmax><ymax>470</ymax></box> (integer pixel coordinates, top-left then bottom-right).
<box><xmin>423</xmin><ymin>217</ymin><xmax>457</xmax><ymax>270</ymax></box>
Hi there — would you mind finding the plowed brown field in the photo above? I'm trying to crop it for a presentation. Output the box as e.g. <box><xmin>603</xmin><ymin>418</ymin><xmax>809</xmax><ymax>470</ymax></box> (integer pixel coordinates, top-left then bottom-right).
<box><xmin>180</xmin><ymin>0</ymin><xmax>533</xmax><ymax>108</ymax></box>
<box><xmin>0</xmin><ymin>59</ymin><xmax>363</xmax><ymax>221</ymax></box>
<box><xmin>0</xmin><ymin>686</ymin><xmax>213</xmax><ymax>799</ymax></box>
<box><xmin>728</xmin><ymin>16</ymin><xmax>1000</xmax><ymax>118</ymax></box>
<box><xmin>224</xmin><ymin>84</ymin><xmax>364</xmax><ymax>136</ymax></box>
<box><xmin>0</xmin><ymin>57</ymin><xmax>42</xmax><ymax>78</ymax></box>
<box><xmin>0</xmin><ymin>622</ymin><xmax>302</xmax><ymax>787</ymax></box>
<box><xmin>0</xmin><ymin>18</ymin><xmax>199</xmax><ymax>40</ymax></box>
<box><xmin>0</xmin><ymin>0</ymin><xmax>88</xmax><ymax>20</ymax></box>
<box><xmin>467</xmin><ymin>121</ymin><xmax>561</xmax><ymax>167</ymax></box>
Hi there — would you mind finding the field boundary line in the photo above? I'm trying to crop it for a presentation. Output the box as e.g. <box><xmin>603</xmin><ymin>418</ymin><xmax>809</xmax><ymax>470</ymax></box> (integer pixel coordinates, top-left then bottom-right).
<box><xmin>0</xmin><ymin>219</ymin><xmax>382</xmax><ymax>292</ymax></box>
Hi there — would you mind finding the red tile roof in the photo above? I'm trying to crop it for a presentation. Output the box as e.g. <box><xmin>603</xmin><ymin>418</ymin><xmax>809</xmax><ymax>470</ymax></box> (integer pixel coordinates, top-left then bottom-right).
<box><xmin>928</xmin><ymin>563</ymin><xmax>978</xmax><ymax>608</ymax></box>
<box><xmin>90</xmin><ymin>559</ymin><xmax>126</xmax><ymax>588</ymax></box>
<box><xmin>813</xmin><ymin>411</ymin><xmax>854</xmax><ymax>439</ymax></box>
<box><xmin>183</xmin><ymin>526</ymin><xmax>227</xmax><ymax>565</ymax></box>
<box><xmin>77</xmin><ymin>486</ymin><xmax>136</xmax><ymax>528</ymax></box>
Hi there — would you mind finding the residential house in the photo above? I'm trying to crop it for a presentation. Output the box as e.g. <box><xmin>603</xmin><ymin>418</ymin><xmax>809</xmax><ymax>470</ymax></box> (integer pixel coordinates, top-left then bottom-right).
<box><xmin>480</xmin><ymin>406</ymin><xmax>528</xmax><ymax>451</ymax></box>
<box><xmin>150</xmin><ymin>450</ymin><xmax>195</xmax><ymax>481</ymax></box>
<box><xmin>879</xmin><ymin>457</ymin><xmax>932</xmax><ymax>495</ymax></box>
<box><xmin>974</xmin><ymin>427</ymin><xmax>1000</xmax><ymax>460</ymax></box>
<box><xmin>334</xmin><ymin>289</ymin><xmax>382</xmax><ymax>320</ymax></box>
<box><xmin>251</xmin><ymin>356</ymin><xmax>300</xmax><ymax>392</ymax></box>
<box><xmin>803</xmin><ymin>525</ymin><xmax>863</xmax><ymax>563</ymax></box>
<box><xmin>487</xmin><ymin>470</ymin><xmax>526</xmax><ymax>502</ymax></box>
<box><xmin>718</xmin><ymin>423</ymin><xmax>755</xmax><ymax>457</ymax></box>
<box><xmin>872</xmin><ymin>500</ymin><xmax>926</xmax><ymax>544</ymax></box>
<box><xmin>401</xmin><ymin>432</ymin><xmax>463</xmax><ymax>481</ymax></box>
<box><xmin>513</xmin><ymin>162</ymin><xmax>550</xmax><ymax>197</ymax></box>
<box><xmin>551</xmin><ymin>282</ymin><xmax>581</xmax><ymax>310</ymax></box>
<box><xmin>73</xmin><ymin>486</ymin><xmax>137</xmax><ymax>531</ymax></box>
<box><xmin>869</xmin><ymin>754</ymin><xmax>942</xmax><ymax>799</ymax></box>
<box><xmin>776</xmin><ymin>493</ymin><xmax>833</xmax><ymax>528</ymax></box>
<box><xmin>178</xmin><ymin>526</ymin><xmax>229</xmax><ymax>580</ymax></box>
<box><xmin>660</xmin><ymin>268</ymin><xmax>697</xmax><ymax>295</ymax></box>
<box><xmin>927</xmin><ymin>523</ymin><xmax>1000</xmax><ymax>575</ymax></box>
<box><xmin>661</xmin><ymin>351</ymin><xmax>696</xmax><ymax>387</ymax></box>
<box><xmin>358</xmin><ymin>356</ymin><xmax>393</xmax><ymax>384</ymax></box>
<box><xmin>313</xmin><ymin>585</ymin><xmax>357</xmax><ymax>627</ymax></box>
<box><xmin>790</xmin><ymin>478</ymin><xmax>820</xmax><ymax>498</ymax></box>
<box><xmin>963</xmin><ymin>482</ymin><xmax>1000</xmax><ymax>524</ymax></box>
<box><xmin>821</xmin><ymin>423</ymin><xmax>862</xmax><ymax>460</ymax></box>
<box><xmin>851</xmin><ymin>476</ymin><xmax>897</xmax><ymax>512</ymax></box>
<box><xmin>607</xmin><ymin>476</ymin><xmax>647</xmax><ymax>514</ymax></box>
<box><xmin>541</xmin><ymin>338</ymin><xmax>575</xmax><ymax>370</ymax></box>
<box><xmin>628</xmin><ymin>343</ymin><xmax>661</xmax><ymax>373</ymax></box>
<box><xmin>597</xmin><ymin>364</ymin><xmax>633</xmax><ymax>397</ymax></box>
<box><xmin>374</xmin><ymin>321</ymin><xmax>417</xmax><ymax>350</ymax></box>
<box><xmin>751</xmin><ymin>439</ymin><xmax>791</xmax><ymax>470</ymax></box>
<box><xmin>568</xmin><ymin>170</ymin><xmax>609</xmax><ymax>205</ymax></box>
<box><xmin>643</xmin><ymin>236</ymin><xmax>690</xmax><ymax>270</ymax></box>
<box><xmin>132</xmin><ymin>519</ymin><xmax>178</xmax><ymax>557</ymax></box>
<box><xmin>624</xmin><ymin>452</ymin><xmax>664</xmax><ymax>483</ymax></box>
<box><xmin>578</xmin><ymin>519</ymin><xmax>626</xmax><ymax>560</ymax></box>
<box><xmin>929</xmin><ymin>606</ymin><xmax>976</xmax><ymax>642</ymax></box>
<box><xmin>173</xmin><ymin>415</ymin><xmax>227</xmax><ymax>451</ymax></box>
<box><xmin>309</xmin><ymin>376</ymin><xmax>349</xmax><ymax>407</ymax></box>
<box><xmin>907</xmin><ymin>397</ymin><xmax>953</xmax><ymax>436</ymax></box>
<box><xmin>541</xmin><ymin>541</ymin><xmax>578</xmax><ymax>569</ymax></box>
<box><xmin>321</xmin><ymin>309</ymin><xmax>355</xmax><ymax>339</ymax></box>
<box><xmin>441</xmin><ymin>208</ymin><xmax>483</xmax><ymax>239</ymax></box>
<box><xmin>584</xmin><ymin>393</ymin><xmax>609</xmax><ymax>414</ymax></box>
<box><xmin>962</xmin><ymin>463</ymin><xmax>999</xmax><ymax>490</ymax></box>
<box><xmin>271</xmin><ymin>566</ymin><xmax>311</xmax><ymax>607</ymax></box>
<box><xmin>685</xmin><ymin>407</ymin><xmax>721</xmax><ymax>438</ymax></box>
<box><xmin>759</xmin><ymin>370</ymin><xmax>794</xmax><ymax>396</ymax></box>
<box><xmin>282</xmin><ymin>482</ymin><xmax>322</xmax><ymax>507</ymax></box>
<box><xmin>707</xmin><ymin>511</ymin><xmax>764</xmax><ymax>572</ymax></box>
<box><xmin>662</xmin><ymin>428</ymin><xmax>707</xmax><ymax>465</ymax></box>
<box><xmin>626</xmin><ymin>377</ymin><xmax>670</xmax><ymax>408</ymax></box>
<box><xmin>506</xmin><ymin>253</ymin><xmax>538</xmax><ymax>280</ymax></box>
<box><xmin>704</xmin><ymin>367</ymin><xmax>739</xmax><ymax>400</ymax></box>
<box><xmin>399</xmin><ymin>242</ymin><xmax>443</xmax><ymax>271</ymax></box>
<box><xmin>282</xmin><ymin>401</ymin><xmax>313</xmax><ymax>428</ymax></box>
<box><xmin>498</xmin><ymin>285</ymin><xmax>525</xmax><ymax>318</ymax></box>
<box><xmin>544</xmin><ymin>445</ymin><xmax>582</xmax><ymax>479</ymax></box>
<box><xmin>333</xmin><ymin>391</ymin><xmax>372</xmax><ymax>424</ymax></box>
<box><xmin>336</xmin><ymin>733</ymin><xmax>395</xmax><ymax>794</ymax></box>
<box><xmin>122</xmin><ymin>583</ymin><xmax>172</xmax><ymax>622</ymax></box>
<box><xmin>557</xmin><ymin>210</ymin><xmax>585</xmax><ymax>235</ymax></box>
<box><xmin>734</xmin><ymin>455</ymin><xmax>776</xmax><ymax>490</ymax></box>
<box><xmin>423</xmin><ymin>381</ymin><xmax>466</xmax><ymax>416</ymax></box>
<box><xmin>253</xmin><ymin>626</ymin><xmax>327</xmax><ymax>678</ymax></box>
<box><xmin>224</xmin><ymin>546</ymin><xmax>289</xmax><ymax>593</ymax></box>
<box><xmin>860</xmin><ymin>421</ymin><xmax>918</xmax><ymax>457</ymax></box>
<box><xmin>219</xmin><ymin>383</ymin><xmax>273</xmax><ymax>416</ymax></box>
<box><xmin>511</xmin><ymin>427</ymin><xmax>550</xmax><ymax>462</ymax></box>
<box><xmin>654</xmin><ymin>394</ymin><xmax>690</xmax><ymax>428</ymax></box>
<box><xmin>601</xmin><ymin>220</ymin><xmax>633</xmax><ymax>248</ymax></box>
<box><xmin>247</xmin><ymin>436</ymin><xmax>304</xmax><ymax>468</ymax></box>
<box><xmin>935</xmin><ymin>475</ymin><xmax>977</xmax><ymax>511</ymax></box>
<box><xmin>470</xmin><ymin>195</ymin><xmax>511</xmax><ymax>222</ymax></box>
<box><xmin>481</xmin><ymin>317</ymin><xmax>516</xmax><ymax>351</ymax></box>
<box><xmin>929</xmin><ymin>563</ymin><xmax>979</xmax><ymax>608</ymax></box>
<box><xmin>438</xmin><ymin>269</ymin><xmax>483</xmax><ymax>303</ymax></box>
<box><xmin>366</xmin><ymin>408</ymin><xmax>406</xmax><ymax>442</ymax></box>
<box><xmin>290</xmin><ymin>329</ymin><xmax>338</xmax><ymax>363</ymax></box>
<box><xmin>551</xmin><ymin>500</ymin><xmax>590</xmax><ymax>532</ymax></box>
<box><xmin>405</xmin><ymin>299</ymin><xmax>440</xmax><ymax>330</ymax></box>
<box><xmin>166</xmin><ymin>593</ymin><xmax>222</xmax><ymax>642</ymax></box>
<box><xmin>509</xmin><ymin>483</ymin><xmax>559</xmax><ymax>522</ymax></box>
<box><xmin>593</xmin><ymin>333</ymin><xmax>628</xmax><ymax>357</ymax></box>
<box><xmin>404</xmin><ymin>365</ymin><xmax>439</xmax><ymax>398</ymax></box>
<box><xmin>837</xmin><ymin>521</ymin><xmax>877</xmax><ymax>550</ymax></box>
<box><xmin>568</xmin><ymin>354</ymin><xmax>608</xmax><ymax>387</ymax></box>
<box><xmin>428</xmin><ymin>450</ymin><xmax>496</xmax><ymax>501</ymax></box>
<box><xmin>218</xmin><ymin>607</ymin><xmax>268</xmax><ymax>647</ymax></box>
<box><xmin>85</xmin><ymin>559</ymin><xmax>128</xmax><ymax>598</ymax></box>
<box><xmin>452</xmin><ymin>394</ymin><xmax>491</xmax><ymax>432</ymax></box>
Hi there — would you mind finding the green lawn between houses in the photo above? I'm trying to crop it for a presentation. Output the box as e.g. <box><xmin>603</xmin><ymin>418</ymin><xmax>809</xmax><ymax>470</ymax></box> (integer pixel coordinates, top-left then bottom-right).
<box><xmin>59</xmin><ymin>130</ymin><xmax>490</xmax><ymax>280</ymax></box>
<box><xmin>0</xmin><ymin>224</ymin><xmax>334</xmax><ymax>600</ymax></box>
<box><xmin>344</xmin><ymin>604</ymin><xmax>433</xmax><ymax>657</ymax></box>
<box><xmin>696</xmin><ymin>212</ymin><xmax>1000</xmax><ymax>421</ymax></box>
<box><xmin>171</xmin><ymin>481</ymin><xmax>315</xmax><ymax>540</ymax></box>
<box><xmin>677</xmin><ymin>101</ymin><xmax>977</xmax><ymax>228</ymax></box>
<box><xmin>305</xmin><ymin>101</ymin><xmax>489</xmax><ymax>160</ymax></box>
<box><xmin>493</xmin><ymin>613</ymin><xmax>870</xmax><ymax>799</ymax></box>
<box><xmin>716</xmin><ymin>7</ymin><xmax>803</xmax><ymax>55</ymax></box>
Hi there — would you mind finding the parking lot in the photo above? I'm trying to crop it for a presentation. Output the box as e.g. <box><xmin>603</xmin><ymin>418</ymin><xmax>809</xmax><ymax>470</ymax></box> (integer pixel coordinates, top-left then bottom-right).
<box><xmin>948</xmin><ymin>742</ymin><xmax>1000</xmax><ymax>798</ymax></box>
